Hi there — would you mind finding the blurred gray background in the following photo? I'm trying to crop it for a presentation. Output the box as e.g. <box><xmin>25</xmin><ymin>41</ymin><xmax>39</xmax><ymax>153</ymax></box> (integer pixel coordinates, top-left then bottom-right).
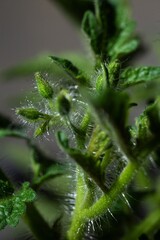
<box><xmin>0</xmin><ymin>0</ymin><xmax>160</xmax><ymax>239</ymax></box>
<box><xmin>0</xmin><ymin>0</ymin><xmax>160</xmax><ymax>116</ymax></box>
<box><xmin>0</xmin><ymin>0</ymin><xmax>160</xmax><ymax>69</ymax></box>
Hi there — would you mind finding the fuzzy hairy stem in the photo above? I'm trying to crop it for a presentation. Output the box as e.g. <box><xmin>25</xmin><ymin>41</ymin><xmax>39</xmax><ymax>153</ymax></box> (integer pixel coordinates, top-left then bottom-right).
<box><xmin>67</xmin><ymin>161</ymin><xmax>138</xmax><ymax>240</ymax></box>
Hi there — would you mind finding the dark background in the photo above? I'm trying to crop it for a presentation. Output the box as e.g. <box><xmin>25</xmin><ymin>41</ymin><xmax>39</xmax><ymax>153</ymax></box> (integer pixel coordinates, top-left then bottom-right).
<box><xmin>0</xmin><ymin>0</ymin><xmax>160</xmax><ymax>239</ymax></box>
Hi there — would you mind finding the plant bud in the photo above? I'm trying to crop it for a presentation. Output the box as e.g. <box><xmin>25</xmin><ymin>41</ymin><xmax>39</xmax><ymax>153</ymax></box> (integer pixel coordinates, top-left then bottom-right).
<box><xmin>108</xmin><ymin>60</ymin><xmax>120</xmax><ymax>86</ymax></box>
<box><xmin>34</xmin><ymin>121</ymin><xmax>48</xmax><ymax>137</ymax></box>
<box><xmin>35</xmin><ymin>72</ymin><xmax>53</xmax><ymax>99</ymax></box>
<box><xmin>57</xmin><ymin>90</ymin><xmax>71</xmax><ymax>116</ymax></box>
<box><xmin>96</xmin><ymin>72</ymin><xmax>106</xmax><ymax>93</ymax></box>
<box><xmin>16</xmin><ymin>108</ymin><xmax>44</xmax><ymax>120</ymax></box>
<box><xmin>96</xmin><ymin>64</ymin><xmax>109</xmax><ymax>93</ymax></box>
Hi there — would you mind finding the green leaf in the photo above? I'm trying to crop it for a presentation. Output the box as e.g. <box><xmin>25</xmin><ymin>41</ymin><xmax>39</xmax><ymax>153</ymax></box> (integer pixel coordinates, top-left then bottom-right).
<box><xmin>33</xmin><ymin>164</ymin><xmax>66</xmax><ymax>188</ymax></box>
<box><xmin>57</xmin><ymin>131</ymin><xmax>107</xmax><ymax>192</ymax></box>
<box><xmin>50</xmin><ymin>56</ymin><xmax>87</xmax><ymax>85</ymax></box>
<box><xmin>108</xmin><ymin>25</ymin><xmax>139</xmax><ymax>60</ymax></box>
<box><xmin>57</xmin><ymin>131</ymin><xmax>93</xmax><ymax>171</ymax></box>
<box><xmin>82</xmin><ymin>1</ymin><xmax>116</xmax><ymax>60</ymax></box>
<box><xmin>82</xmin><ymin>0</ymin><xmax>139</xmax><ymax>60</ymax></box>
<box><xmin>0</xmin><ymin>125</ymin><xmax>61</xmax><ymax>182</ymax></box>
<box><xmin>0</xmin><ymin>182</ymin><xmax>35</xmax><ymax>230</ymax></box>
<box><xmin>34</xmin><ymin>121</ymin><xmax>49</xmax><ymax>137</ymax></box>
<box><xmin>82</xmin><ymin>10</ymin><xmax>101</xmax><ymax>55</ymax></box>
<box><xmin>107</xmin><ymin>0</ymin><xmax>139</xmax><ymax>60</ymax></box>
<box><xmin>94</xmin><ymin>0</ymin><xmax>116</xmax><ymax>56</ymax></box>
<box><xmin>30</xmin><ymin>144</ymin><xmax>66</xmax><ymax>188</ymax></box>
<box><xmin>0</xmin><ymin>127</ymin><xmax>65</xmax><ymax>189</ymax></box>
<box><xmin>50</xmin><ymin>56</ymin><xmax>79</xmax><ymax>76</ymax></box>
<box><xmin>119</xmin><ymin>66</ymin><xmax>160</xmax><ymax>88</ymax></box>
<box><xmin>111</xmin><ymin>39</ymin><xmax>139</xmax><ymax>60</ymax></box>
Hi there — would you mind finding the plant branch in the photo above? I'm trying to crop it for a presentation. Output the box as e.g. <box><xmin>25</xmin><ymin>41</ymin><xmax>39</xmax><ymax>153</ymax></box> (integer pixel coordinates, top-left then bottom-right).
<box><xmin>67</xmin><ymin>161</ymin><xmax>138</xmax><ymax>240</ymax></box>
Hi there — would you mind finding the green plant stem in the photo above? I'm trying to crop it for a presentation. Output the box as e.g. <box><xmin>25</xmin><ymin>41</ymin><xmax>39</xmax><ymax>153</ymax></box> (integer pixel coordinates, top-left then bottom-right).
<box><xmin>24</xmin><ymin>202</ymin><xmax>54</xmax><ymax>240</ymax></box>
<box><xmin>86</xmin><ymin>161</ymin><xmax>137</xmax><ymax>218</ymax></box>
<box><xmin>122</xmin><ymin>208</ymin><xmax>160</xmax><ymax>240</ymax></box>
<box><xmin>82</xmin><ymin>175</ymin><xmax>96</xmax><ymax>210</ymax></box>
<box><xmin>67</xmin><ymin>173</ymin><xmax>96</xmax><ymax>240</ymax></box>
<box><xmin>66</xmin><ymin>112</ymin><xmax>96</xmax><ymax>239</ymax></box>
<box><xmin>48</xmin><ymin>99</ymin><xmax>55</xmax><ymax>112</ymax></box>
<box><xmin>73</xmin><ymin>168</ymin><xmax>86</xmax><ymax>215</ymax></box>
<box><xmin>67</xmin><ymin>161</ymin><xmax>137</xmax><ymax>240</ymax></box>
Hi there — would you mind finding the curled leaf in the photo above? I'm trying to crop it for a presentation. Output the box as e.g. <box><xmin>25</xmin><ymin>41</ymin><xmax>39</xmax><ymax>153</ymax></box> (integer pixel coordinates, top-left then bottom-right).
<box><xmin>0</xmin><ymin>182</ymin><xmax>35</xmax><ymax>230</ymax></box>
